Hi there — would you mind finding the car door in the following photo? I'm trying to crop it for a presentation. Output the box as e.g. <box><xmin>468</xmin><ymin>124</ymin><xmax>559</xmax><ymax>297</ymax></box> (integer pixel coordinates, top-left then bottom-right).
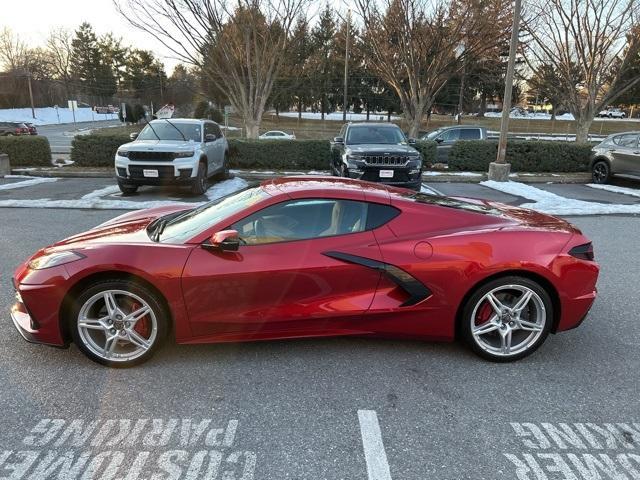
<box><xmin>203</xmin><ymin>122</ymin><xmax>220</xmax><ymax>172</ymax></box>
<box><xmin>181</xmin><ymin>197</ymin><xmax>385</xmax><ymax>339</ymax></box>
<box><xmin>436</xmin><ymin>128</ymin><xmax>461</xmax><ymax>162</ymax></box>
<box><xmin>611</xmin><ymin>133</ymin><xmax>640</xmax><ymax>174</ymax></box>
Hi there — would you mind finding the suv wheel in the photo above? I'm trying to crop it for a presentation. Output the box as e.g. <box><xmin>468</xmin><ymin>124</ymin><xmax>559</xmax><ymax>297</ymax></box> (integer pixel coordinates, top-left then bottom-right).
<box><xmin>191</xmin><ymin>162</ymin><xmax>207</xmax><ymax>195</ymax></box>
<box><xmin>118</xmin><ymin>181</ymin><xmax>138</xmax><ymax>195</ymax></box>
<box><xmin>592</xmin><ymin>160</ymin><xmax>610</xmax><ymax>184</ymax></box>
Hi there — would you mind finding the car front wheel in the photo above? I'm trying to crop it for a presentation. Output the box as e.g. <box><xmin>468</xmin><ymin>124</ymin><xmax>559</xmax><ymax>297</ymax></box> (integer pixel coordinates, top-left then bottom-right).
<box><xmin>461</xmin><ymin>276</ymin><xmax>553</xmax><ymax>362</ymax></box>
<box><xmin>592</xmin><ymin>160</ymin><xmax>610</xmax><ymax>184</ymax></box>
<box><xmin>117</xmin><ymin>181</ymin><xmax>138</xmax><ymax>195</ymax></box>
<box><xmin>69</xmin><ymin>280</ymin><xmax>168</xmax><ymax>367</ymax></box>
<box><xmin>191</xmin><ymin>162</ymin><xmax>207</xmax><ymax>195</ymax></box>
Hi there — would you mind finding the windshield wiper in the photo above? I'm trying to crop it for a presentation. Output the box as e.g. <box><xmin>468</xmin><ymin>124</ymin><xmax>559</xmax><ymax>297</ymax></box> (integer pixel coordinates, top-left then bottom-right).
<box><xmin>164</xmin><ymin>119</ymin><xmax>187</xmax><ymax>141</ymax></box>
<box><xmin>151</xmin><ymin>218</ymin><xmax>168</xmax><ymax>242</ymax></box>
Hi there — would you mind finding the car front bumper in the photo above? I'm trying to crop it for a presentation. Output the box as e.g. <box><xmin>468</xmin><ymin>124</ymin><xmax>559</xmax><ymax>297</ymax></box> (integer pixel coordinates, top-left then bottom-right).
<box><xmin>115</xmin><ymin>156</ymin><xmax>199</xmax><ymax>185</ymax></box>
<box><xmin>346</xmin><ymin>167</ymin><xmax>422</xmax><ymax>191</ymax></box>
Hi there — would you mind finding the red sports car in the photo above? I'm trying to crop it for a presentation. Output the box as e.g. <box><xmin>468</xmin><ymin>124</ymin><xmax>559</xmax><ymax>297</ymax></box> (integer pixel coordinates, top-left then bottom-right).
<box><xmin>11</xmin><ymin>177</ymin><xmax>599</xmax><ymax>367</ymax></box>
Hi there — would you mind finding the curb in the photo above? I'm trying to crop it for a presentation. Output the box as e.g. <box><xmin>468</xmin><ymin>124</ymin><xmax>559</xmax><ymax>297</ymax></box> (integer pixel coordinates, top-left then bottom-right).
<box><xmin>9</xmin><ymin>167</ymin><xmax>592</xmax><ymax>184</ymax></box>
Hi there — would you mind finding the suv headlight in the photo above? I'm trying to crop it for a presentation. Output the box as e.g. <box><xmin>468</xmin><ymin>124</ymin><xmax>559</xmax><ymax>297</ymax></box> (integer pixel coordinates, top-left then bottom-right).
<box><xmin>174</xmin><ymin>151</ymin><xmax>195</xmax><ymax>158</ymax></box>
<box><xmin>28</xmin><ymin>251</ymin><xmax>85</xmax><ymax>270</ymax></box>
<box><xmin>116</xmin><ymin>149</ymin><xmax>129</xmax><ymax>158</ymax></box>
<box><xmin>346</xmin><ymin>154</ymin><xmax>365</xmax><ymax>169</ymax></box>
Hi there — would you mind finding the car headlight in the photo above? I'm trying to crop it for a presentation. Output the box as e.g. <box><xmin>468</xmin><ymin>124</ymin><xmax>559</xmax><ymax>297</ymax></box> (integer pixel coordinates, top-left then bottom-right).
<box><xmin>28</xmin><ymin>251</ymin><xmax>85</xmax><ymax>270</ymax></box>
<box><xmin>116</xmin><ymin>149</ymin><xmax>130</xmax><ymax>158</ymax></box>
<box><xmin>174</xmin><ymin>151</ymin><xmax>195</xmax><ymax>158</ymax></box>
<box><xmin>346</xmin><ymin>154</ymin><xmax>365</xmax><ymax>168</ymax></box>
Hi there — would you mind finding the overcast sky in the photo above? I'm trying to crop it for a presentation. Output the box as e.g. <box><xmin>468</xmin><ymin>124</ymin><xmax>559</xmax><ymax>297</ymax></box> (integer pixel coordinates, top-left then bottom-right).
<box><xmin>2</xmin><ymin>0</ymin><xmax>351</xmax><ymax>73</ymax></box>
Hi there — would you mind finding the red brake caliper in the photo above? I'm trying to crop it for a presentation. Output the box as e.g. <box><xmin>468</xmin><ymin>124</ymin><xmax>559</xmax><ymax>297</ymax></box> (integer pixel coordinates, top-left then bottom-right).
<box><xmin>475</xmin><ymin>302</ymin><xmax>493</xmax><ymax>326</ymax></box>
<box><xmin>130</xmin><ymin>301</ymin><xmax>151</xmax><ymax>338</ymax></box>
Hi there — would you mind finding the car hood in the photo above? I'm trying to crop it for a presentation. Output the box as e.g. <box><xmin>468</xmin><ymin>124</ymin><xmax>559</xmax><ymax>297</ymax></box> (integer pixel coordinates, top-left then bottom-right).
<box><xmin>346</xmin><ymin>144</ymin><xmax>420</xmax><ymax>155</ymax></box>
<box><xmin>121</xmin><ymin>140</ymin><xmax>198</xmax><ymax>151</ymax></box>
<box><xmin>48</xmin><ymin>205</ymin><xmax>193</xmax><ymax>250</ymax></box>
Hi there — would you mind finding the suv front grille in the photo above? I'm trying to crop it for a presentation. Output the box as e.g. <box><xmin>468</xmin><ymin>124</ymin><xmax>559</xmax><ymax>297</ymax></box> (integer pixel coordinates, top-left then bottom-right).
<box><xmin>129</xmin><ymin>165</ymin><xmax>175</xmax><ymax>179</ymax></box>
<box><xmin>128</xmin><ymin>151</ymin><xmax>176</xmax><ymax>161</ymax></box>
<box><xmin>363</xmin><ymin>155</ymin><xmax>410</xmax><ymax>167</ymax></box>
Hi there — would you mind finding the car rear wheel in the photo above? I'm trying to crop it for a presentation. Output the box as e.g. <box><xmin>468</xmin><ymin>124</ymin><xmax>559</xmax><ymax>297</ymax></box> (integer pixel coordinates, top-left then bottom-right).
<box><xmin>191</xmin><ymin>162</ymin><xmax>207</xmax><ymax>195</ymax></box>
<box><xmin>461</xmin><ymin>276</ymin><xmax>552</xmax><ymax>362</ymax></box>
<box><xmin>117</xmin><ymin>181</ymin><xmax>138</xmax><ymax>195</ymax></box>
<box><xmin>215</xmin><ymin>154</ymin><xmax>229</xmax><ymax>181</ymax></box>
<box><xmin>70</xmin><ymin>280</ymin><xmax>168</xmax><ymax>367</ymax></box>
<box><xmin>592</xmin><ymin>160</ymin><xmax>610</xmax><ymax>184</ymax></box>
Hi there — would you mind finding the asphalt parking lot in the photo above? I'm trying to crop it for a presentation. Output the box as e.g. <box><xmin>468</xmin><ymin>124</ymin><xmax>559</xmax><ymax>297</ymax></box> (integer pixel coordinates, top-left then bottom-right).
<box><xmin>0</xmin><ymin>177</ymin><xmax>639</xmax><ymax>479</ymax></box>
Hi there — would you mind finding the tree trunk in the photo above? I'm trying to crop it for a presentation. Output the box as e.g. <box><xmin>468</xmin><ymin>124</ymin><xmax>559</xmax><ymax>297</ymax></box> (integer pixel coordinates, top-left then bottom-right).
<box><xmin>366</xmin><ymin>103</ymin><xmax>370</xmax><ymax>121</ymax></box>
<box><xmin>297</xmin><ymin>99</ymin><xmax>302</xmax><ymax>120</ymax></box>
<box><xmin>321</xmin><ymin>94</ymin><xmax>325</xmax><ymax>121</ymax></box>
<box><xmin>478</xmin><ymin>92</ymin><xmax>487</xmax><ymax>118</ymax></box>
<box><xmin>575</xmin><ymin>118</ymin><xmax>592</xmax><ymax>143</ymax></box>
<box><xmin>550</xmin><ymin>105</ymin><xmax>556</xmax><ymax>121</ymax></box>
<box><xmin>245</xmin><ymin>120</ymin><xmax>260</xmax><ymax>139</ymax></box>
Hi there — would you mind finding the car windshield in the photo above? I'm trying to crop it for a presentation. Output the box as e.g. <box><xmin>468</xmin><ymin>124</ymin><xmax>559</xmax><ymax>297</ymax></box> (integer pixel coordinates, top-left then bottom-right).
<box><xmin>137</xmin><ymin>121</ymin><xmax>202</xmax><ymax>142</ymax></box>
<box><xmin>346</xmin><ymin>126</ymin><xmax>406</xmax><ymax>144</ymax></box>
<box><xmin>424</xmin><ymin>129</ymin><xmax>443</xmax><ymax>140</ymax></box>
<box><xmin>159</xmin><ymin>186</ymin><xmax>270</xmax><ymax>243</ymax></box>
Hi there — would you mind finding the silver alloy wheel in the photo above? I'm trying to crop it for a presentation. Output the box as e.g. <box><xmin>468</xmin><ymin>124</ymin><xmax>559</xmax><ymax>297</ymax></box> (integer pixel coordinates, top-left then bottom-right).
<box><xmin>470</xmin><ymin>284</ymin><xmax>546</xmax><ymax>357</ymax></box>
<box><xmin>77</xmin><ymin>289</ymin><xmax>158</xmax><ymax>363</ymax></box>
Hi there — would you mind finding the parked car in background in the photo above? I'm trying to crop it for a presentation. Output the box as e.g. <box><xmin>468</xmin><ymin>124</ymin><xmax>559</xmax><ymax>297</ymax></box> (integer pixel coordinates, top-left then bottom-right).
<box><xmin>0</xmin><ymin>122</ymin><xmax>29</xmax><ymax>136</ymax></box>
<box><xmin>259</xmin><ymin>130</ymin><xmax>296</xmax><ymax>140</ymax></box>
<box><xmin>590</xmin><ymin>131</ymin><xmax>640</xmax><ymax>184</ymax></box>
<box><xmin>24</xmin><ymin>122</ymin><xmax>38</xmax><ymax>135</ymax></box>
<box><xmin>598</xmin><ymin>108</ymin><xmax>627</xmax><ymax>119</ymax></box>
<box><xmin>330</xmin><ymin>122</ymin><xmax>423</xmax><ymax>190</ymax></box>
<box><xmin>422</xmin><ymin>125</ymin><xmax>488</xmax><ymax>163</ymax></box>
<box><xmin>114</xmin><ymin>119</ymin><xmax>229</xmax><ymax>195</ymax></box>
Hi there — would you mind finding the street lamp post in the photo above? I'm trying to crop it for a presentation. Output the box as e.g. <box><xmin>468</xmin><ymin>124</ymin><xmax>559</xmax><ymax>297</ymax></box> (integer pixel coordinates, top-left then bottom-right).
<box><xmin>488</xmin><ymin>0</ymin><xmax>522</xmax><ymax>182</ymax></box>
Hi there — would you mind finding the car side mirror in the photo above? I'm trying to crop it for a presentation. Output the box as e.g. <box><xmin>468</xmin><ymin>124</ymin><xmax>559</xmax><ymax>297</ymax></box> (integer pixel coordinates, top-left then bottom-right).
<box><xmin>129</xmin><ymin>132</ymin><xmax>139</xmax><ymax>140</ymax></box>
<box><xmin>435</xmin><ymin>137</ymin><xmax>443</xmax><ymax>144</ymax></box>
<box><xmin>333</xmin><ymin>136</ymin><xmax>344</xmax><ymax>144</ymax></box>
<box><xmin>408</xmin><ymin>138</ymin><xmax>416</xmax><ymax>144</ymax></box>
<box><xmin>205</xmin><ymin>133</ymin><xmax>217</xmax><ymax>142</ymax></box>
<box><xmin>205</xmin><ymin>230</ymin><xmax>240</xmax><ymax>252</ymax></box>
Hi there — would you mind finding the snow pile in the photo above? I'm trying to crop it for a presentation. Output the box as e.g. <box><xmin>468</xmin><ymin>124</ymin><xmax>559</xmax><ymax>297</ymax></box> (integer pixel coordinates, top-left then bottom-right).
<box><xmin>204</xmin><ymin>177</ymin><xmax>248</xmax><ymax>201</ymax></box>
<box><xmin>0</xmin><ymin>107</ymin><xmax>117</xmax><ymax>126</ymax></box>
<box><xmin>586</xmin><ymin>183</ymin><xmax>640</xmax><ymax>199</ymax></box>
<box><xmin>481</xmin><ymin>180</ymin><xmax>640</xmax><ymax>215</ymax></box>
<box><xmin>273</xmin><ymin>111</ymin><xmax>401</xmax><ymax>121</ymax></box>
<box><xmin>423</xmin><ymin>171</ymin><xmax>483</xmax><ymax>177</ymax></box>
<box><xmin>0</xmin><ymin>177</ymin><xmax>58</xmax><ymax>191</ymax></box>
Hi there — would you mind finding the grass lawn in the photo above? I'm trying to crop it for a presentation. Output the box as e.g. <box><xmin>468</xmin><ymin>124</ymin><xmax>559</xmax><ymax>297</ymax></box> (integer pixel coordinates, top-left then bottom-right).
<box><xmin>91</xmin><ymin>112</ymin><xmax>638</xmax><ymax>140</ymax></box>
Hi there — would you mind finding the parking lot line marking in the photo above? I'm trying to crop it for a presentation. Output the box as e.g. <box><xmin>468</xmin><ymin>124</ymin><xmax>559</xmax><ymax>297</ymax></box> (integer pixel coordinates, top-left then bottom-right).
<box><xmin>358</xmin><ymin>410</ymin><xmax>393</xmax><ymax>480</ymax></box>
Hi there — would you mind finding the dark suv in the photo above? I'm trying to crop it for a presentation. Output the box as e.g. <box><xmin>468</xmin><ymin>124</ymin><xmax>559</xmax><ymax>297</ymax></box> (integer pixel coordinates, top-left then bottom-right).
<box><xmin>330</xmin><ymin>123</ymin><xmax>423</xmax><ymax>190</ymax></box>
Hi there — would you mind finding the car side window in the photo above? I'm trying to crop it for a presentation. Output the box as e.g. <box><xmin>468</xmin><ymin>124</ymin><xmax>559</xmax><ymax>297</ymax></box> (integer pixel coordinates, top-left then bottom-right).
<box><xmin>213</xmin><ymin>124</ymin><xmax>223</xmax><ymax>138</ymax></box>
<box><xmin>230</xmin><ymin>199</ymin><xmax>371</xmax><ymax>245</ymax></box>
<box><xmin>615</xmin><ymin>134</ymin><xmax>638</xmax><ymax>148</ymax></box>
<box><xmin>204</xmin><ymin>123</ymin><xmax>217</xmax><ymax>141</ymax></box>
<box><xmin>459</xmin><ymin>129</ymin><xmax>481</xmax><ymax>140</ymax></box>
<box><xmin>441</xmin><ymin>129</ymin><xmax>460</xmax><ymax>142</ymax></box>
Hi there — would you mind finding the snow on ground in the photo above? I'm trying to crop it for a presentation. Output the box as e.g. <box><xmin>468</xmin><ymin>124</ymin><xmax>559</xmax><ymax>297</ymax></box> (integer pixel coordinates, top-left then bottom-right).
<box><xmin>481</xmin><ymin>180</ymin><xmax>640</xmax><ymax>215</ymax></box>
<box><xmin>424</xmin><ymin>171</ymin><xmax>483</xmax><ymax>177</ymax></box>
<box><xmin>274</xmin><ymin>111</ymin><xmax>401</xmax><ymax>121</ymax></box>
<box><xmin>0</xmin><ymin>178</ymin><xmax>248</xmax><ymax>210</ymax></box>
<box><xmin>0</xmin><ymin>108</ymin><xmax>117</xmax><ymax>126</ymax></box>
<box><xmin>0</xmin><ymin>177</ymin><xmax>58</xmax><ymax>191</ymax></box>
<box><xmin>586</xmin><ymin>183</ymin><xmax>640</xmax><ymax>199</ymax></box>
<box><xmin>483</xmin><ymin>111</ymin><xmax>638</xmax><ymax>122</ymax></box>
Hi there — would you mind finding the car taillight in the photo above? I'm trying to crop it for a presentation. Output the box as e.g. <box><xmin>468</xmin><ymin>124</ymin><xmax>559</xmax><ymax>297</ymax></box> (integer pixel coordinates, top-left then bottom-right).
<box><xmin>569</xmin><ymin>242</ymin><xmax>594</xmax><ymax>261</ymax></box>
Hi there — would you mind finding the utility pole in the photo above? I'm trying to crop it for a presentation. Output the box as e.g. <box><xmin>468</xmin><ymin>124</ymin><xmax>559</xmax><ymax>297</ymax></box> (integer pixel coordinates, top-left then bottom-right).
<box><xmin>27</xmin><ymin>72</ymin><xmax>35</xmax><ymax>119</ymax></box>
<box><xmin>488</xmin><ymin>0</ymin><xmax>522</xmax><ymax>182</ymax></box>
<box><xmin>159</xmin><ymin>65</ymin><xmax>164</xmax><ymax>104</ymax></box>
<box><xmin>457</xmin><ymin>62</ymin><xmax>465</xmax><ymax>125</ymax></box>
<box><xmin>342</xmin><ymin>8</ymin><xmax>351</xmax><ymax>123</ymax></box>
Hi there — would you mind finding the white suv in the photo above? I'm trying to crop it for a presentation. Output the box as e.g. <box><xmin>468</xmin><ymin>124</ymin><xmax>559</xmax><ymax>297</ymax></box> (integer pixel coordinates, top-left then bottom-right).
<box><xmin>115</xmin><ymin>119</ymin><xmax>229</xmax><ymax>195</ymax></box>
<box><xmin>598</xmin><ymin>108</ymin><xmax>627</xmax><ymax>119</ymax></box>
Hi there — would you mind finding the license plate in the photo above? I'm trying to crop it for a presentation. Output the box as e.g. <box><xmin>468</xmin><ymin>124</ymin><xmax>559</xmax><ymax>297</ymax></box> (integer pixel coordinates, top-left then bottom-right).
<box><xmin>143</xmin><ymin>169</ymin><xmax>159</xmax><ymax>178</ymax></box>
<box><xmin>379</xmin><ymin>170</ymin><xmax>394</xmax><ymax>178</ymax></box>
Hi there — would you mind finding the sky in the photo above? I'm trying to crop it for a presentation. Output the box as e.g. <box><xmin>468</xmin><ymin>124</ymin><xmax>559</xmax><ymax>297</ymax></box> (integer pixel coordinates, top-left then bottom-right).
<box><xmin>1</xmin><ymin>0</ymin><xmax>350</xmax><ymax>74</ymax></box>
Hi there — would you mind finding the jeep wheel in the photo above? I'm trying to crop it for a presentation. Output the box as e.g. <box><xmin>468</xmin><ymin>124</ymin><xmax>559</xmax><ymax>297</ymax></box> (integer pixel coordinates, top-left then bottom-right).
<box><xmin>191</xmin><ymin>162</ymin><xmax>207</xmax><ymax>195</ymax></box>
<box><xmin>118</xmin><ymin>181</ymin><xmax>138</xmax><ymax>195</ymax></box>
<box><xmin>592</xmin><ymin>160</ymin><xmax>610</xmax><ymax>184</ymax></box>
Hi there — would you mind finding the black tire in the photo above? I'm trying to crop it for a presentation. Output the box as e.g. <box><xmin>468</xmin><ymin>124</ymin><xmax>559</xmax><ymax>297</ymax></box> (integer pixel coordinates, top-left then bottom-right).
<box><xmin>117</xmin><ymin>181</ymin><xmax>138</xmax><ymax>195</ymax></box>
<box><xmin>69</xmin><ymin>279</ymin><xmax>169</xmax><ymax>368</ymax></box>
<box><xmin>191</xmin><ymin>162</ymin><xmax>207</xmax><ymax>195</ymax></box>
<box><xmin>215</xmin><ymin>154</ymin><xmax>229</xmax><ymax>181</ymax></box>
<box><xmin>460</xmin><ymin>276</ymin><xmax>553</xmax><ymax>362</ymax></box>
<box><xmin>591</xmin><ymin>160</ymin><xmax>611</xmax><ymax>184</ymax></box>
<box><xmin>340</xmin><ymin>164</ymin><xmax>349</xmax><ymax>178</ymax></box>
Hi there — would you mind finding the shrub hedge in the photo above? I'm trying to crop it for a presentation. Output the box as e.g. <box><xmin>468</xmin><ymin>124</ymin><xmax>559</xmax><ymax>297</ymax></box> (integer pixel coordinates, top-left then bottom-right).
<box><xmin>71</xmin><ymin>134</ymin><xmax>130</xmax><ymax>167</ymax></box>
<box><xmin>448</xmin><ymin>140</ymin><xmax>592</xmax><ymax>172</ymax></box>
<box><xmin>227</xmin><ymin>139</ymin><xmax>331</xmax><ymax>170</ymax></box>
<box><xmin>0</xmin><ymin>136</ymin><xmax>52</xmax><ymax>166</ymax></box>
<box><xmin>414</xmin><ymin>140</ymin><xmax>437</xmax><ymax>166</ymax></box>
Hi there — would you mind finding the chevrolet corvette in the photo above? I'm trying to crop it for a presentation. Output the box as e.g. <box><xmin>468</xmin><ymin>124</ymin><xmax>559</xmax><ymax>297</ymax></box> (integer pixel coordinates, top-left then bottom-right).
<box><xmin>11</xmin><ymin>177</ymin><xmax>599</xmax><ymax>367</ymax></box>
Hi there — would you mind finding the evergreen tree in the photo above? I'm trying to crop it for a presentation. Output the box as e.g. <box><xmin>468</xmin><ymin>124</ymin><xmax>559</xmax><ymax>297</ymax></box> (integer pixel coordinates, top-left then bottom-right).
<box><xmin>70</xmin><ymin>23</ymin><xmax>116</xmax><ymax>103</ymax></box>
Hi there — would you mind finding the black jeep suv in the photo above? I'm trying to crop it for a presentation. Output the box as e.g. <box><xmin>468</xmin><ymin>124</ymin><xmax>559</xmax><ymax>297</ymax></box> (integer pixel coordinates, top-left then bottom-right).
<box><xmin>330</xmin><ymin>122</ymin><xmax>422</xmax><ymax>190</ymax></box>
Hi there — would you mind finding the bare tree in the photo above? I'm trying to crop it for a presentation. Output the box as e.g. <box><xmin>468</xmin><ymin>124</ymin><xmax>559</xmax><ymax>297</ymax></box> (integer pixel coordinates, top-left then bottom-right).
<box><xmin>524</xmin><ymin>0</ymin><xmax>640</xmax><ymax>142</ymax></box>
<box><xmin>0</xmin><ymin>28</ymin><xmax>28</xmax><ymax>71</ymax></box>
<box><xmin>355</xmin><ymin>0</ymin><xmax>510</xmax><ymax>138</ymax></box>
<box><xmin>45</xmin><ymin>28</ymin><xmax>74</xmax><ymax>98</ymax></box>
<box><xmin>114</xmin><ymin>0</ymin><xmax>309</xmax><ymax>138</ymax></box>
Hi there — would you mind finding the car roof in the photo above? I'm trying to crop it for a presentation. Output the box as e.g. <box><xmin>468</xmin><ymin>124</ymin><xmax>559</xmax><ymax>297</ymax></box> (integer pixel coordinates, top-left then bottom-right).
<box><xmin>261</xmin><ymin>176</ymin><xmax>393</xmax><ymax>203</ymax></box>
<box><xmin>150</xmin><ymin>118</ymin><xmax>210</xmax><ymax>124</ymax></box>
<box><xmin>347</xmin><ymin>122</ymin><xmax>400</xmax><ymax>128</ymax></box>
